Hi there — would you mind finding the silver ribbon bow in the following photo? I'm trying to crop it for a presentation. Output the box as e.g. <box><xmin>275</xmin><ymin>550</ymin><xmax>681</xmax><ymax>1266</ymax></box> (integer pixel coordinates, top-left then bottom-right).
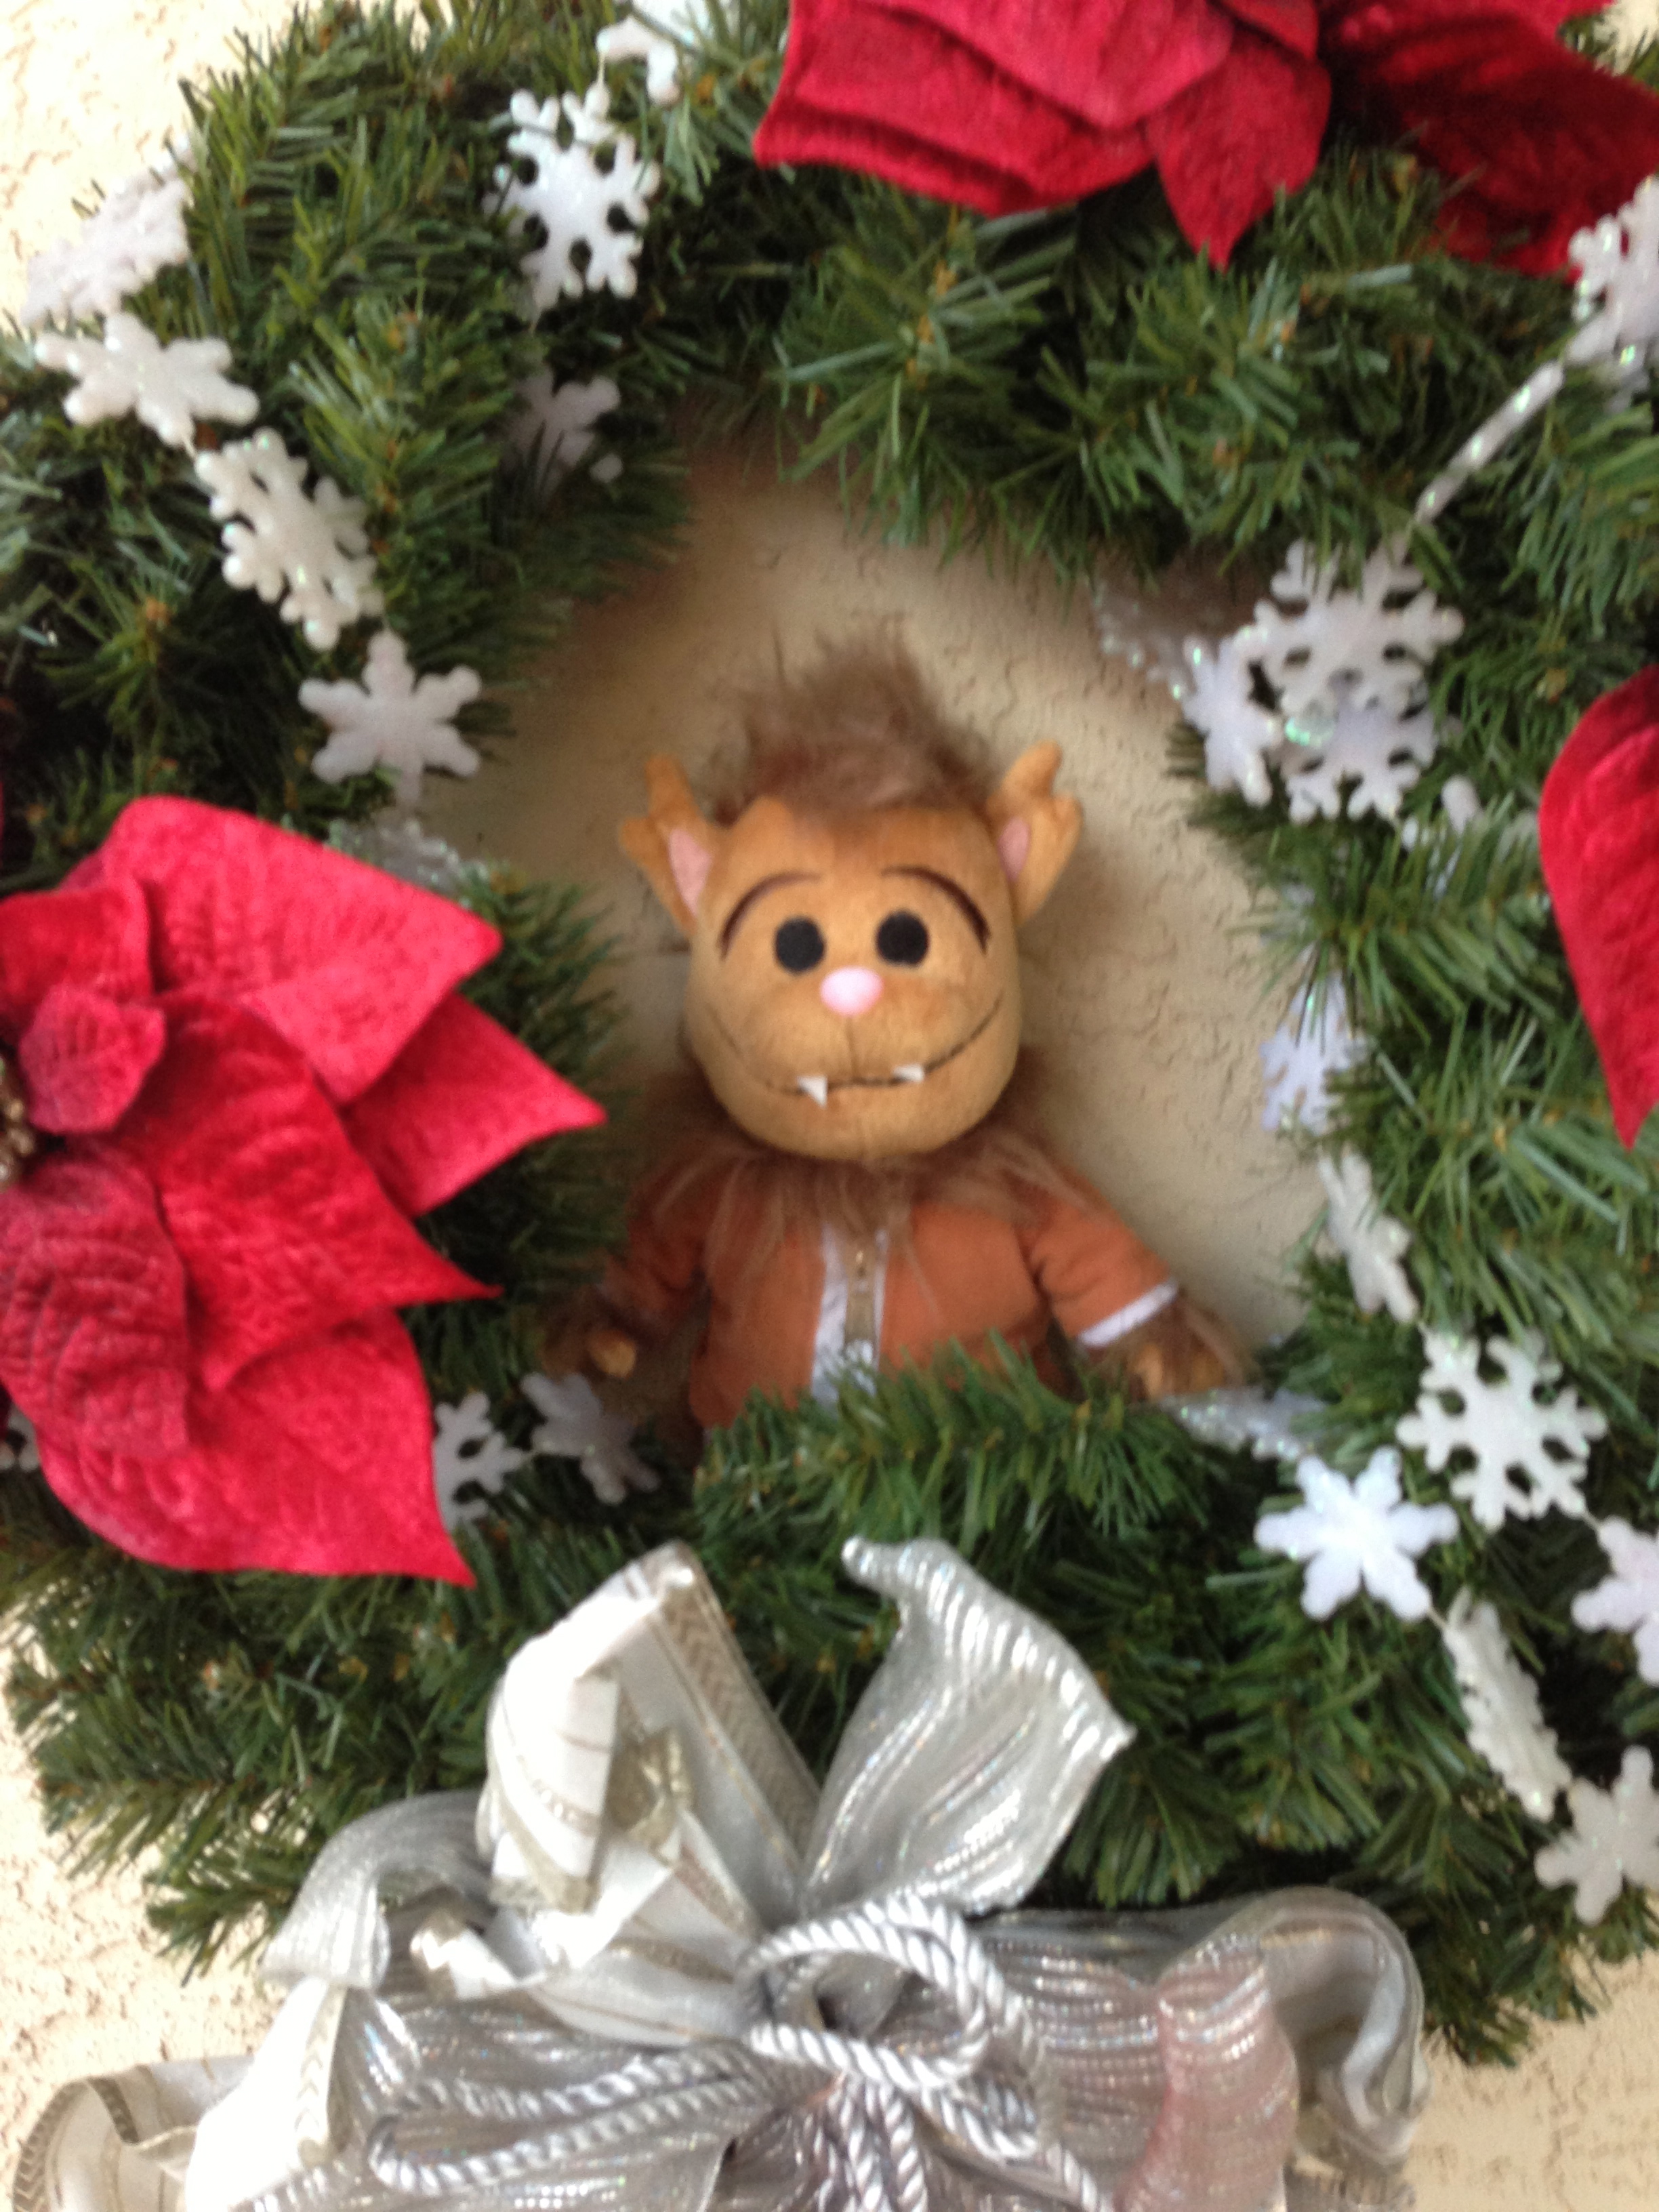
<box><xmin>134</xmin><ymin>1540</ymin><xmax>1429</xmax><ymax>2212</ymax></box>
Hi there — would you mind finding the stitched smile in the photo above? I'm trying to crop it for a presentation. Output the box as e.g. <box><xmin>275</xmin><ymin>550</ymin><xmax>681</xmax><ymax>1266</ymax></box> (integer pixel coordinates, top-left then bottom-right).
<box><xmin>712</xmin><ymin>996</ymin><xmax>1005</xmax><ymax>1103</ymax></box>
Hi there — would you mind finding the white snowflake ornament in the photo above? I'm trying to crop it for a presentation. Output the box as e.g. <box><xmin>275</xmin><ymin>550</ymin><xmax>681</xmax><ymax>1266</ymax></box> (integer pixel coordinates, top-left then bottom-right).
<box><xmin>33</xmin><ymin>314</ymin><xmax>258</xmax><ymax>451</ymax></box>
<box><xmin>195</xmin><ymin>430</ymin><xmax>384</xmax><ymax>650</ymax></box>
<box><xmin>1396</xmin><ymin>1331</ymin><xmax>1607</xmax><ymax>1532</ymax></box>
<box><xmin>506</xmin><ymin>371</ymin><xmax>622</xmax><ymax>489</ymax></box>
<box><xmin>1535</xmin><ymin>1747</ymin><xmax>1659</xmax><ymax>1925</ymax></box>
<box><xmin>1281</xmin><ymin>700</ymin><xmax>1439</xmax><ymax>825</ymax></box>
<box><xmin>1317</xmin><ymin>1151</ymin><xmax>1419</xmax><ymax>1324</ymax></box>
<box><xmin>1567</xmin><ymin>176</ymin><xmax>1659</xmax><ymax>392</ymax></box>
<box><xmin>299</xmin><ymin>630</ymin><xmax>482</xmax><ymax>808</ymax></box>
<box><xmin>1</xmin><ymin>1405</ymin><xmax>40</xmax><ymax>1475</ymax></box>
<box><xmin>596</xmin><ymin>0</ymin><xmax>712</xmax><ymax>105</ymax></box>
<box><xmin>432</xmin><ymin>1394</ymin><xmax>529</xmax><ymax>1530</ymax></box>
<box><xmin>1256</xmin><ymin>1448</ymin><xmax>1457</xmax><ymax>1622</ymax></box>
<box><xmin>1261</xmin><ymin>978</ymin><xmax>1361</xmax><ymax>1136</ymax></box>
<box><xmin>521</xmin><ymin>1372</ymin><xmax>658</xmax><ymax>1507</ymax></box>
<box><xmin>1238</xmin><ymin>541</ymin><xmax>1463</xmax><ymax>728</ymax></box>
<box><xmin>1172</xmin><ymin>634</ymin><xmax>1285</xmax><ymax>804</ymax></box>
<box><xmin>1440</xmin><ymin>1591</ymin><xmax>1570</xmax><ymax>1820</ymax></box>
<box><xmin>1573</xmin><ymin>1519</ymin><xmax>1659</xmax><ymax>1684</ymax></box>
<box><xmin>22</xmin><ymin>169</ymin><xmax>191</xmax><ymax>329</ymax></box>
<box><xmin>497</xmin><ymin>82</ymin><xmax>661</xmax><ymax>314</ymax></box>
<box><xmin>1166</xmin><ymin>1386</ymin><xmax>1326</xmax><ymax>1463</ymax></box>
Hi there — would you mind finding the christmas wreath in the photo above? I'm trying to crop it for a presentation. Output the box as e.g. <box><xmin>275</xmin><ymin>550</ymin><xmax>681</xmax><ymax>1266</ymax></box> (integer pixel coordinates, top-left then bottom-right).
<box><xmin>4</xmin><ymin>0</ymin><xmax>1659</xmax><ymax>2065</ymax></box>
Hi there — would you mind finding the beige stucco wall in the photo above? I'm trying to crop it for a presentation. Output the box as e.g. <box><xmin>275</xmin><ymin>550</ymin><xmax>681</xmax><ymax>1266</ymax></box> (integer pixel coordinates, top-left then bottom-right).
<box><xmin>6</xmin><ymin>3</ymin><xmax>1659</xmax><ymax>2203</ymax></box>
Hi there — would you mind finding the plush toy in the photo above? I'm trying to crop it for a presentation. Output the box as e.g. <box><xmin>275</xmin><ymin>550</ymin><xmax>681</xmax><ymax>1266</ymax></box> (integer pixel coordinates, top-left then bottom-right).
<box><xmin>591</xmin><ymin>648</ymin><xmax>1237</xmax><ymax>1424</ymax></box>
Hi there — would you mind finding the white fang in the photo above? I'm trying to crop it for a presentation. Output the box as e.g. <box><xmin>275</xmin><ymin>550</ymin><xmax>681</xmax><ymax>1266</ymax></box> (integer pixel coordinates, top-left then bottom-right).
<box><xmin>797</xmin><ymin>1075</ymin><xmax>830</xmax><ymax>1107</ymax></box>
<box><xmin>892</xmin><ymin>1063</ymin><xmax>926</xmax><ymax>1084</ymax></box>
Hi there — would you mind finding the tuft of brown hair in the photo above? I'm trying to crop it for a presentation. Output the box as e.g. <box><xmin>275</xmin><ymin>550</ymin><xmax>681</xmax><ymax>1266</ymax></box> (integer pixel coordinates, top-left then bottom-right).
<box><xmin>702</xmin><ymin>643</ymin><xmax>995</xmax><ymax>825</ymax></box>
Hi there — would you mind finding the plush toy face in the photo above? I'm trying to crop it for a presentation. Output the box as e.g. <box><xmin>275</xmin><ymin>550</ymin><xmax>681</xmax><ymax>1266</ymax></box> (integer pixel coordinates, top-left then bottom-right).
<box><xmin>621</xmin><ymin>744</ymin><xmax>1081</xmax><ymax>1161</ymax></box>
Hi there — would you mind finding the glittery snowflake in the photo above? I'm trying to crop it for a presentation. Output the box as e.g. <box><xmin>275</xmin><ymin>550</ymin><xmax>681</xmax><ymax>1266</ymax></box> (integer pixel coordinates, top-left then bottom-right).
<box><xmin>1280</xmin><ymin>701</ymin><xmax>1440</xmax><ymax>825</ymax></box>
<box><xmin>1172</xmin><ymin>634</ymin><xmax>1284</xmax><ymax>804</ymax></box>
<box><xmin>1399</xmin><ymin>774</ymin><xmax>1483</xmax><ymax>853</ymax></box>
<box><xmin>329</xmin><ymin>815</ymin><xmax>490</xmax><ymax>901</ymax></box>
<box><xmin>21</xmin><ymin>169</ymin><xmax>191</xmax><ymax>329</ymax></box>
<box><xmin>497</xmin><ymin>81</ymin><xmax>661</xmax><ymax>313</ymax></box>
<box><xmin>1567</xmin><ymin>176</ymin><xmax>1659</xmax><ymax>394</ymax></box>
<box><xmin>1255</xmin><ymin>1448</ymin><xmax>1457</xmax><ymax>1622</ymax></box>
<box><xmin>521</xmin><ymin>1372</ymin><xmax>659</xmax><ymax>1507</ymax></box>
<box><xmin>1535</xmin><ymin>1747</ymin><xmax>1659</xmax><ymax>1925</ymax></box>
<box><xmin>1317</xmin><ymin>1150</ymin><xmax>1419</xmax><ymax>1324</ymax></box>
<box><xmin>1261</xmin><ymin>978</ymin><xmax>1361</xmax><ymax>1136</ymax></box>
<box><xmin>1395</xmin><ymin>1331</ymin><xmax>1607</xmax><ymax>1532</ymax></box>
<box><xmin>1</xmin><ymin>1405</ymin><xmax>40</xmax><ymax>1475</ymax></box>
<box><xmin>1166</xmin><ymin>1385</ymin><xmax>1327</xmax><ymax>1463</ymax></box>
<box><xmin>33</xmin><ymin>313</ymin><xmax>257</xmax><ymax>451</ymax></box>
<box><xmin>1572</xmin><ymin>1518</ymin><xmax>1659</xmax><ymax>1684</ymax></box>
<box><xmin>506</xmin><ymin>371</ymin><xmax>622</xmax><ymax>489</ymax></box>
<box><xmin>299</xmin><ymin>629</ymin><xmax>482</xmax><ymax>807</ymax></box>
<box><xmin>1440</xmin><ymin>1591</ymin><xmax>1570</xmax><ymax>1820</ymax></box>
<box><xmin>1237</xmin><ymin>541</ymin><xmax>1464</xmax><ymax>729</ymax></box>
<box><xmin>432</xmin><ymin>1393</ymin><xmax>528</xmax><ymax>1530</ymax></box>
<box><xmin>195</xmin><ymin>430</ymin><xmax>384</xmax><ymax>650</ymax></box>
<box><xmin>596</xmin><ymin>0</ymin><xmax>712</xmax><ymax>105</ymax></box>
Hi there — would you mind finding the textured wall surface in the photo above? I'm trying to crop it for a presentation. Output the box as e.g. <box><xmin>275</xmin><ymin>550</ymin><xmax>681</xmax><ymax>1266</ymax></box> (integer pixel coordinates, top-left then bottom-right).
<box><xmin>6</xmin><ymin>3</ymin><xmax>1659</xmax><ymax>2205</ymax></box>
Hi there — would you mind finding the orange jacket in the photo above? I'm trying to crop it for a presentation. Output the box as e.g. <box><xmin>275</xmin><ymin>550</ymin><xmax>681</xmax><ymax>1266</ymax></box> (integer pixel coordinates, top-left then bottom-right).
<box><xmin>604</xmin><ymin>1166</ymin><xmax>1174</xmax><ymax>1429</ymax></box>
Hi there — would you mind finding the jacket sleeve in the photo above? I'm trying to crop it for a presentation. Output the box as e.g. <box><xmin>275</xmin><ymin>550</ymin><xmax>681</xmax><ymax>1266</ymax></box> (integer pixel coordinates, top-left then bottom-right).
<box><xmin>600</xmin><ymin>1170</ymin><xmax>718</xmax><ymax>1338</ymax></box>
<box><xmin>1018</xmin><ymin>1180</ymin><xmax>1178</xmax><ymax>1346</ymax></box>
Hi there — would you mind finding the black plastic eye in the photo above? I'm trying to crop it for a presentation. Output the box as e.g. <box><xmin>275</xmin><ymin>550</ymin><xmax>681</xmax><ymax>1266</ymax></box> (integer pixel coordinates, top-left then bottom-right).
<box><xmin>875</xmin><ymin>910</ymin><xmax>929</xmax><ymax>966</ymax></box>
<box><xmin>774</xmin><ymin>917</ymin><xmax>826</xmax><ymax>972</ymax></box>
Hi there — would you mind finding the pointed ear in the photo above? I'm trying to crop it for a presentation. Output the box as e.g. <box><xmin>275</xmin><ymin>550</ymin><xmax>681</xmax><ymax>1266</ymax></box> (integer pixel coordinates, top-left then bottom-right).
<box><xmin>985</xmin><ymin>742</ymin><xmax>1082</xmax><ymax>924</ymax></box>
<box><xmin>619</xmin><ymin>757</ymin><xmax>725</xmax><ymax>938</ymax></box>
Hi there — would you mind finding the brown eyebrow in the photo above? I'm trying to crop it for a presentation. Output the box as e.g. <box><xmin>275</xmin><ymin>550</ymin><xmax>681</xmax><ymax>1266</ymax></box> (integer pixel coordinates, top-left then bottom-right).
<box><xmin>718</xmin><ymin>872</ymin><xmax>820</xmax><ymax>955</ymax></box>
<box><xmin>880</xmin><ymin>865</ymin><xmax>990</xmax><ymax>950</ymax></box>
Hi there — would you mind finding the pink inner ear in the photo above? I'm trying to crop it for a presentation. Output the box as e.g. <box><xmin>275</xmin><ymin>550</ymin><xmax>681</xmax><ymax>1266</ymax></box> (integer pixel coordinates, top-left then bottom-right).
<box><xmin>668</xmin><ymin>827</ymin><xmax>714</xmax><ymax>917</ymax></box>
<box><xmin>996</xmin><ymin>818</ymin><xmax>1031</xmax><ymax>884</ymax></box>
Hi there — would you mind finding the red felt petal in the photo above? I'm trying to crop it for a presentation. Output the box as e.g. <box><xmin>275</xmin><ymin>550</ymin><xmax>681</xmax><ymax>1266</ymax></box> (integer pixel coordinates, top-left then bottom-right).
<box><xmin>36</xmin><ymin>1311</ymin><xmax>472</xmax><ymax>1581</ymax></box>
<box><xmin>1540</xmin><ymin>670</ymin><xmax>1659</xmax><ymax>1145</ymax></box>
<box><xmin>872</xmin><ymin>0</ymin><xmax>1235</xmax><ymax>130</ymax></box>
<box><xmin>0</xmin><ymin>877</ymin><xmax>152</xmax><ymax>1040</ymax></box>
<box><xmin>19</xmin><ymin>984</ymin><xmax>166</xmax><ymax>1134</ymax></box>
<box><xmin>1221</xmin><ymin>0</ymin><xmax>1319</xmax><ymax>58</ymax></box>
<box><xmin>346</xmin><ymin>993</ymin><xmax>605</xmax><ymax>1218</ymax></box>
<box><xmin>118</xmin><ymin>995</ymin><xmax>487</xmax><ymax>1392</ymax></box>
<box><xmin>755</xmin><ymin>1</ymin><xmax>1151</xmax><ymax>210</ymax></box>
<box><xmin>1322</xmin><ymin>14</ymin><xmax>1659</xmax><ymax>272</ymax></box>
<box><xmin>0</xmin><ymin>1151</ymin><xmax>190</xmax><ymax>1454</ymax></box>
<box><xmin>74</xmin><ymin>799</ymin><xmax>501</xmax><ymax>1104</ymax></box>
<box><xmin>1145</xmin><ymin>30</ymin><xmax>1328</xmax><ymax>264</ymax></box>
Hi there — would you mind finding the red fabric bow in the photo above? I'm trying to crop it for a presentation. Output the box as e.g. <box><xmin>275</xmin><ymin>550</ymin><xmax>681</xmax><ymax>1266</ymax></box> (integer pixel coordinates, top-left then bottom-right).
<box><xmin>753</xmin><ymin>0</ymin><xmax>1659</xmax><ymax>271</ymax></box>
<box><xmin>0</xmin><ymin>799</ymin><xmax>602</xmax><ymax>1581</ymax></box>
<box><xmin>1539</xmin><ymin>671</ymin><xmax>1659</xmax><ymax>1148</ymax></box>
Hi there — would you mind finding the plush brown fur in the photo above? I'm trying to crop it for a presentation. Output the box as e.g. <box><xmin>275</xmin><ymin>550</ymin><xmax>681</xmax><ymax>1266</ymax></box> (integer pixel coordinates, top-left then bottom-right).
<box><xmin>703</xmin><ymin>647</ymin><xmax>997</xmax><ymax>823</ymax></box>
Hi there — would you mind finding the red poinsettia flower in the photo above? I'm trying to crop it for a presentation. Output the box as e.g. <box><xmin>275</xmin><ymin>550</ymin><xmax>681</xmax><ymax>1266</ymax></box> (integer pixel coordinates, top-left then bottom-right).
<box><xmin>753</xmin><ymin>0</ymin><xmax>1659</xmax><ymax>272</ymax></box>
<box><xmin>0</xmin><ymin>798</ymin><xmax>602</xmax><ymax>1583</ymax></box>
<box><xmin>1321</xmin><ymin>0</ymin><xmax>1659</xmax><ymax>274</ymax></box>
<box><xmin>1539</xmin><ymin>668</ymin><xmax>1659</xmax><ymax>1147</ymax></box>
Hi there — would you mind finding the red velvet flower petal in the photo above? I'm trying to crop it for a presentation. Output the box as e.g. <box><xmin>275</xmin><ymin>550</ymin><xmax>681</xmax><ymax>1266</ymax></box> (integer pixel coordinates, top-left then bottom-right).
<box><xmin>345</xmin><ymin>992</ymin><xmax>605</xmax><ymax>1219</ymax></box>
<box><xmin>118</xmin><ymin>994</ymin><xmax>488</xmax><ymax>1392</ymax></box>
<box><xmin>873</xmin><ymin>0</ymin><xmax>1235</xmax><ymax>131</ymax></box>
<box><xmin>0</xmin><ymin>1151</ymin><xmax>190</xmax><ymax>1455</ymax></box>
<box><xmin>754</xmin><ymin>0</ymin><xmax>1152</xmax><ymax>211</ymax></box>
<box><xmin>1540</xmin><ymin>669</ymin><xmax>1659</xmax><ymax>1145</ymax></box>
<box><xmin>1145</xmin><ymin>28</ymin><xmax>1329</xmax><ymax>265</ymax></box>
<box><xmin>1320</xmin><ymin>9</ymin><xmax>1659</xmax><ymax>273</ymax></box>
<box><xmin>35</xmin><ymin>1311</ymin><xmax>472</xmax><ymax>1581</ymax></box>
<box><xmin>19</xmin><ymin>983</ymin><xmax>166</xmax><ymax>1133</ymax></box>
<box><xmin>73</xmin><ymin>799</ymin><xmax>501</xmax><ymax>1104</ymax></box>
<box><xmin>0</xmin><ymin>877</ymin><xmax>152</xmax><ymax>1040</ymax></box>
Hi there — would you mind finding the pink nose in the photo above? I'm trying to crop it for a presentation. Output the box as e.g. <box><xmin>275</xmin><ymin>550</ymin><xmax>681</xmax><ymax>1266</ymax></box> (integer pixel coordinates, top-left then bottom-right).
<box><xmin>819</xmin><ymin>966</ymin><xmax>884</xmax><ymax>1017</ymax></box>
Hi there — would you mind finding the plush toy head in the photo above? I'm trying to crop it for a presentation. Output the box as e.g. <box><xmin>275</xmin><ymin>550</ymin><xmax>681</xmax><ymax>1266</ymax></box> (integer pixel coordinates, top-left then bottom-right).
<box><xmin>620</xmin><ymin>650</ymin><xmax>1081</xmax><ymax>1162</ymax></box>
